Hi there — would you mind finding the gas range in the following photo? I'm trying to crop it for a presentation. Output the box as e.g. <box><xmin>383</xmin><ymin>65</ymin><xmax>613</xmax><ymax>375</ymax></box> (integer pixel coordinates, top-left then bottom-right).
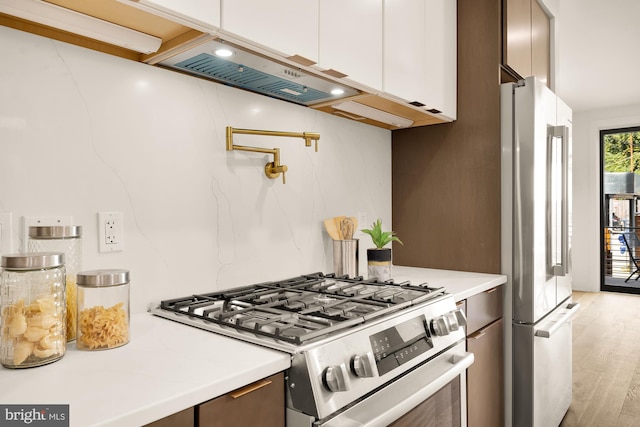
<box><xmin>149</xmin><ymin>272</ymin><xmax>470</xmax><ymax>425</ymax></box>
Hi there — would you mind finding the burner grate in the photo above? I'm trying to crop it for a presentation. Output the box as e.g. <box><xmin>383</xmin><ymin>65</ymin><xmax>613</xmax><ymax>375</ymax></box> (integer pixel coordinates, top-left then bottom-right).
<box><xmin>158</xmin><ymin>272</ymin><xmax>445</xmax><ymax>345</ymax></box>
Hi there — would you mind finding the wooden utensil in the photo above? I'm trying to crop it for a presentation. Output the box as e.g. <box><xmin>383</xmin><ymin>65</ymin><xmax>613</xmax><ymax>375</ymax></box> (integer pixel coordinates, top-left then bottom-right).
<box><xmin>333</xmin><ymin>216</ymin><xmax>346</xmax><ymax>240</ymax></box>
<box><xmin>340</xmin><ymin>218</ymin><xmax>355</xmax><ymax>240</ymax></box>
<box><xmin>348</xmin><ymin>216</ymin><xmax>358</xmax><ymax>232</ymax></box>
<box><xmin>324</xmin><ymin>218</ymin><xmax>340</xmax><ymax>240</ymax></box>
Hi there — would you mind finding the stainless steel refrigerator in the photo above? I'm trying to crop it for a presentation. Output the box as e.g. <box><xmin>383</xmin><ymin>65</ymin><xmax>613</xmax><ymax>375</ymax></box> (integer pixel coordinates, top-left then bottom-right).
<box><xmin>501</xmin><ymin>76</ymin><xmax>581</xmax><ymax>427</ymax></box>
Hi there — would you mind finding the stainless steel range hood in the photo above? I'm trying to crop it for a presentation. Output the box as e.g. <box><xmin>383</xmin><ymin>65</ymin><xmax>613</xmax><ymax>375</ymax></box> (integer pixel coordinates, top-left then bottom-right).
<box><xmin>157</xmin><ymin>37</ymin><xmax>360</xmax><ymax>107</ymax></box>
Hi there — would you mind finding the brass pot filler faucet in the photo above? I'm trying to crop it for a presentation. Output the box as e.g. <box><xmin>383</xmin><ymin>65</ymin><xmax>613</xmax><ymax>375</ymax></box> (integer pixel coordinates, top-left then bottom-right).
<box><xmin>226</xmin><ymin>126</ymin><xmax>320</xmax><ymax>184</ymax></box>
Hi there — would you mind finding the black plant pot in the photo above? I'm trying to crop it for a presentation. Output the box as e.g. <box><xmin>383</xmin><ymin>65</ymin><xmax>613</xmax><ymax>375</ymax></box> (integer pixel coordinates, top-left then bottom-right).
<box><xmin>367</xmin><ymin>248</ymin><xmax>392</xmax><ymax>281</ymax></box>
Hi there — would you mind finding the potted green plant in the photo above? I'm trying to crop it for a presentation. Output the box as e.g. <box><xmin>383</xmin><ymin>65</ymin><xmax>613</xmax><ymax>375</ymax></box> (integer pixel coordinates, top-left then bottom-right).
<box><xmin>361</xmin><ymin>219</ymin><xmax>403</xmax><ymax>281</ymax></box>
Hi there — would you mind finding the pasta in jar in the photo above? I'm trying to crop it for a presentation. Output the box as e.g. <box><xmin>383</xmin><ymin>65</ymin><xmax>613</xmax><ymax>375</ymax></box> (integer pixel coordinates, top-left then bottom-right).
<box><xmin>76</xmin><ymin>269</ymin><xmax>130</xmax><ymax>351</ymax></box>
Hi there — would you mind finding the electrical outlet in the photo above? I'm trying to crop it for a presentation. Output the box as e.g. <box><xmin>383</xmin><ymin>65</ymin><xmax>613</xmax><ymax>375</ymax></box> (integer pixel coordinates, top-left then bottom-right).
<box><xmin>98</xmin><ymin>212</ymin><xmax>124</xmax><ymax>252</ymax></box>
<box><xmin>22</xmin><ymin>215</ymin><xmax>73</xmax><ymax>252</ymax></box>
<box><xmin>0</xmin><ymin>212</ymin><xmax>13</xmax><ymax>254</ymax></box>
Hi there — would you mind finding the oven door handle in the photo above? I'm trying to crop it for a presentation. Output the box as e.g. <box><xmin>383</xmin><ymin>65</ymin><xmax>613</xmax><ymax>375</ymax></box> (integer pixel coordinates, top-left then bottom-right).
<box><xmin>316</xmin><ymin>346</ymin><xmax>474</xmax><ymax>427</ymax></box>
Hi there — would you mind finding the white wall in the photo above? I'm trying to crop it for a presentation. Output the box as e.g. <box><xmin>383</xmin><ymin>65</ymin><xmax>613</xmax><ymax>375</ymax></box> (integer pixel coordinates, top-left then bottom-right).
<box><xmin>0</xmin><ymin>27</ymin><xmax>392</xmax><ymax>313</ymax></box>
<box><xmin>571</xmin><ymin>103</ymin><xmax>640</xmax><ymax>291</ymax></box>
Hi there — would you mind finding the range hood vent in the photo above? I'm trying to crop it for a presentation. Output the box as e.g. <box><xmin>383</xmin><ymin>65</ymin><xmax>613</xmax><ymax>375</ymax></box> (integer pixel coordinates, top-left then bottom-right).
<box><xmin>159</xmin><ymin>38</ymin><xmax>360</xmax><ymax>107</ymax></box>
<box><xmin>174</xmin><ymin>53</ymin><xmax>331</xmax><ymax>105</ymax></box>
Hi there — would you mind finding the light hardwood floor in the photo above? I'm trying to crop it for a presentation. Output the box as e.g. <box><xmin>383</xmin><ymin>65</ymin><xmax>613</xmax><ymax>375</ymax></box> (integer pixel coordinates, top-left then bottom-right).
<box><xmin>559</xmin><ymin>291</ymin><xmax>640</xmax><ymax>427</ymax></box>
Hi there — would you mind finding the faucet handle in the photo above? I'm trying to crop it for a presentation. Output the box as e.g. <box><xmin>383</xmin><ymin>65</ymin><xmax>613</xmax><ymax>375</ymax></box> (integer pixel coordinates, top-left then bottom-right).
<box><xmin>265</xmin><ymin>162</ymin><xmax>288</xmax><ymax>184</ymax></box>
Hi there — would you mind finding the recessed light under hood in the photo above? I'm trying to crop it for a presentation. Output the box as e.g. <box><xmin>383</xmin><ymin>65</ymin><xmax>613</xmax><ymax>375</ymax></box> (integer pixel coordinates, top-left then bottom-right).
<box><xmin>158</xmin><ymin>39</ymin><xmax>359</xmax><ymax>106</ymax></box>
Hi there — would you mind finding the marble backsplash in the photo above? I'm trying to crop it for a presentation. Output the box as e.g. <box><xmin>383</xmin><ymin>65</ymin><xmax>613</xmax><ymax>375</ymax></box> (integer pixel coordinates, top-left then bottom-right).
<box><xmin>0</xmin><ymin>26</ymin><xmax>392</xmax><ymax>313</ymax></box>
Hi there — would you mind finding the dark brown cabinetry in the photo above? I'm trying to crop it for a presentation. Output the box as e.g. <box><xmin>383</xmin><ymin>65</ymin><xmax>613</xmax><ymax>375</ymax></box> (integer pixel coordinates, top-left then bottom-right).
<box><xmin>199</xmin><ymin>373</ymin><xmax>284</xmax><ymax>427</ymax></box>
<box><xmin>144</xmin><ymin>373</ymin><xmax>284</xmax><ymax>427</ymax></box>
<box><xmin>464</xmin><ymin>287</ymin><xmax>504</xmax><ymax>427</ymax></box>
<box><xmin>144</xmin><ymin>407</ymin><xmax>194</xmax><ymax>427</ymax></box>
<box><xmin>503</xmin><ymin>0</ymin><xmax>550</xmax><ymax>85</ymax></box>
<box><xmin>392</xmin><ymin>0</ymin><xmax>502</xmax><ymax>273</ymax></box>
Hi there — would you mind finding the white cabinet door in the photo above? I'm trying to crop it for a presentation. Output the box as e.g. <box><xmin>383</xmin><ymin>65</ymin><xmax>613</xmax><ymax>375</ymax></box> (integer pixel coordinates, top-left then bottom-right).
<box><xmin>383</xmin><ymin>0</ymin><xmax>456</xmax><ymax>120</ymax></box>
<box><xmin>318</xmin><ymin>0</ymin><xmax>383</xmax><ymax>91</ymax></box>
<box><xmin>220</xmin><ymin>0</ymin><xmax>319</xmax><ymax>64</ymax></box>
<box><xmin>119</xmin><ymin>0</ymin><xmax>220</xmax><ymax>33</ymax></box>
<box><xmin>383</xmin><ymin>0</ymin><xmax>425</xmax><ymax>103</ymax></box>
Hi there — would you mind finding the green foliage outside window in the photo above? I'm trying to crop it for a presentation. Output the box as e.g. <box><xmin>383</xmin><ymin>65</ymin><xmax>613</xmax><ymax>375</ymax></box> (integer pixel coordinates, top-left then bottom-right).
<box><xmin>604</xmin><ymin>132</ymin><xmax>640</xmax><ymax>172</ymax></box>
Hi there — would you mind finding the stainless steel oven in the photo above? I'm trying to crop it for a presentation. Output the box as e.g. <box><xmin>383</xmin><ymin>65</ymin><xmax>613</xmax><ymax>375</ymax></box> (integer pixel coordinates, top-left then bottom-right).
<box><xmin>150</xmin><ymin>273</ymin><xmax>473</xmax><ymax>426</ymax></box>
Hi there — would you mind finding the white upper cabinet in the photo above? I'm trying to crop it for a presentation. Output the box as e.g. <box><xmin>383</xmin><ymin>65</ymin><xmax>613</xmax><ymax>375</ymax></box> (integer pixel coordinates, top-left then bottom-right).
<box><xmin>318</xmin><ymin>0</ymin><xmax>383</xmax><ymax>91</ymax></box>
<box><xmin>220</xmin><ymin>0</ymin><xmax>319</xmax><ymax>65</ymax></box>
<box><xmin>383</xmin><ymin>0</ymin><xmax>456</xmax><ymax>120</ymax></box>
<box><xmin>118</xmin><ymin>0</ymin><xmax>221</xmax><ymax>33</ymax></box>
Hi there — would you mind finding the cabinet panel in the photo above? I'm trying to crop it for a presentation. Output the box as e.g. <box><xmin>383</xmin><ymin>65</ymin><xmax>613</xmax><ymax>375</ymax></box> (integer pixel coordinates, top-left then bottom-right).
<box><xmin>503</xmin><ymin>0</ymin><xmax>531</xmax><ymax>78</ymax></box>
<box><xmin>383</xmin><ymin>0</ymin><xmax>456</xmax><ymax>119</ymax></box>
<box><xmin>220</xmin><ymin>0</ymin><xmax>318</xmax><ymax>64</ymax></box>
<box><xmin>318</xmin><ymin>0</ymin><xmax>383</xmax><ymax>90</ymax></box>
<box><xmin>143</xmin><ymin>407</ymin><xmax>194</xmax><ymax>427</ymax></box>
<box><xmin>392</xmin><ymin>0</ymin><xmax>502</xmax><ymax>272</ymax></box>
<box><xmin>121</xmin><ymin>0</ymin><xmax>220</xmax><ymax>32</ymax></box>
<box><xmin>531</xmin><ymin>0</ymin><xmax>550</xmax><ymax>87</ymax></box>
<box><xmin>383</xmin><ymin>0</ymin><xmax>425</xmax><ymax>102</ymax></box>
<box><xmin>467</xmin><ymin>318</ymin><xmax>504</xmax><ymax>427</ymax></box>
<box><xmin>466</xmin><ymin>286</ymin><xmax>503</xmax><ymax>335</ymax></box>
<box><xmin>198</xmin><ymin>373</ymin><xmax>284</xmax><ymax>427</ymax></box>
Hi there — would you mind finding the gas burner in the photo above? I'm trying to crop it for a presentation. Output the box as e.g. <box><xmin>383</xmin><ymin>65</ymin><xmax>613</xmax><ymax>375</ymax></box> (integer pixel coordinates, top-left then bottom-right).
<box><xmin>158</xmin><ymin>273</ymin><xmax>445</xmax><ymax>345</ymax></box>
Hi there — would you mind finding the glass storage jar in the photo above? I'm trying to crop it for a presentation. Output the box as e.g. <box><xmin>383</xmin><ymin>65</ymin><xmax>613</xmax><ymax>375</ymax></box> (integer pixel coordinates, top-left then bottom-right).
<box><xmin>28</xmin><ymin>225</ymin><xmax>82</xmax><ymax>342</ymax></box>
<box><xmin>0</xmin><ymin>252</ymin><xmax>66</xmax><ymax>368</ymax></box>
<box><xmin>77</xmin><ymin>269</ymin><xmax>130</xmax><ymax>351</ymax></box>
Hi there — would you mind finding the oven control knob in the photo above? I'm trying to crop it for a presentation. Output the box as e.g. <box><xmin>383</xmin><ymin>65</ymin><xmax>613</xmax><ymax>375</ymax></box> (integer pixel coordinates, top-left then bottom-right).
<box><xmin>431</xmin><ymin>309</ymin><xmax>467</xmax><ymax>336</ymax></box>
<box><xmin>351</xmin><ymin>352</ymin><xmax>376</xmax><ymax>378</ymax></box>
<box><xmin>323</xmin><ymin>363</ymin><xmax>350</xmax><ymax>392</ymax></box>
<box><xmin>452</xmin><ymin>309</ymin><xmax>467</xmax><ymax>328</ymax></box>
<box><xmin>431</xmin><ymin>316</ymin><xmax>451</xmax><ymax>336</ymax></box>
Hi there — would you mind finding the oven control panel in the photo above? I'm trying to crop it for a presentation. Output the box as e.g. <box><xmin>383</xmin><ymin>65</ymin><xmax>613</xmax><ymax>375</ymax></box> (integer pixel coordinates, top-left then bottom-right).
<box><xmin>291</xmin><ymin>295</ymin><xmax>467</xmax><ymax>420</ymax></box>
<box><xmin>368</xmin><ymin>315</ymin><xmax>434</xmax><ymax>376</ymax></box>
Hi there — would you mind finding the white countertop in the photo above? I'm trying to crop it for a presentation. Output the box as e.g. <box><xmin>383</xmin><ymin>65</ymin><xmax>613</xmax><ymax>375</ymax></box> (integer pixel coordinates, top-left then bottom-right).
<box><xmin>392</xmin><ymin>266</ymin><xmax>507</xmax><ymax>302</ymax></box>
<box><xmin>0</xmin><ymin>313</ymin><xmax>291</xmax><ymax>427</ymax></box>
<box><xmin>0</xmin><ymin>267</ymin><xmax>505</xmax><ymax>426</ymax></box>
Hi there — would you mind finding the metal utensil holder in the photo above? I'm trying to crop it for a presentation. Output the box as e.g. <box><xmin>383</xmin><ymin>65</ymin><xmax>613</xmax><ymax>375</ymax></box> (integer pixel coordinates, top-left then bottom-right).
<box><xmin>333</xmin><ymin>239</ymin><xmax>359</xmax><ymax>278</ymax></box>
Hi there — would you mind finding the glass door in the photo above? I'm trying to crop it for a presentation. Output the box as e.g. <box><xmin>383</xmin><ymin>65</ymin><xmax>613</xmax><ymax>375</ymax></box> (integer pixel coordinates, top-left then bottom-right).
<box><xmin>601</xmin><ymin>127</ymin><xmax>640</xmax><ymax>293</ymax></box>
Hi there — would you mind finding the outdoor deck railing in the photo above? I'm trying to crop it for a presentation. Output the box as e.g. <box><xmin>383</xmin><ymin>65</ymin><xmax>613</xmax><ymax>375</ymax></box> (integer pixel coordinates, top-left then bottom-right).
<box><xmin>603</xmin><ymin>226</ymin><xmax>640</xmax><ymax>280</ymax></box>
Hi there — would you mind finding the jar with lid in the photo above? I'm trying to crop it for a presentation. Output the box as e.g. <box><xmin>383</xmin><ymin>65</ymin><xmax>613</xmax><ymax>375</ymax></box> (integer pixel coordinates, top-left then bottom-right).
<box><xmin>77</xmin><ymin>269</ymin><xmax>130</xmax><ymax>351</ymax></box>
<box><xmin>28</xmin><ymin>225</ymin><xmax>82</xmax><ymax>342</ymax></box>
<box><xmin>0</xmin><ymin>252</ymin><xmax>66</xmax><ymax>368</ymax></box>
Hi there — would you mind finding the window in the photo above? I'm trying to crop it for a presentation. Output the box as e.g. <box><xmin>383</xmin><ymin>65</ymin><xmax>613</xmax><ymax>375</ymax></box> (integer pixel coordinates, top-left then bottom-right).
<box><xmin>601</xmin><ymin>126</ymin><xmax>640</xmax><ymax>293</ymax></box>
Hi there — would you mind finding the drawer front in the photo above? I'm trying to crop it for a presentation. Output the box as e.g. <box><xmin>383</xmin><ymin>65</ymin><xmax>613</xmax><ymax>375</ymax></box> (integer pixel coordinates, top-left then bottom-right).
<box><xmin>467</xmin><ymin>318</ymin><xmax>504</xmax><ymax>427</ymax></box>
<box><xmin>466</xmin><ymin>286</ymin><xmax>503</xmax><ymax>335</ymax></box>
<box><xmin>198</xmin><ymin>373</ymin><xmax>285</xmax><ymax>427</ymax></box>
<box><xmin>143</xmin><ymin>407</ymin><xmax>194</xmax><ymax>427</ymax></box>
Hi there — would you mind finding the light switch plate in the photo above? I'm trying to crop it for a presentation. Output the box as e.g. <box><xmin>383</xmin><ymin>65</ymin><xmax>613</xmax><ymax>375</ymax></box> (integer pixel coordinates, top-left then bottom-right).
<box><xmin>22</xmin><ymin>215</ymin><xmax>73</xmax><ymax>252</ymax></box>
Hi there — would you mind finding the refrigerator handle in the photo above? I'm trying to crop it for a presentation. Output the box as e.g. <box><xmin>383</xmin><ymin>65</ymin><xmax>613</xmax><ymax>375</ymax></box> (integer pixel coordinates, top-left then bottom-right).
<box><xmin>548</xmin><ymin>125</ymin><xmax>570</xmax><ymax>277</ymax></box>
<box><xmin>534</xmin><ymin>302</ymin><xmax>580</xmax><ymax>338</ymax></box>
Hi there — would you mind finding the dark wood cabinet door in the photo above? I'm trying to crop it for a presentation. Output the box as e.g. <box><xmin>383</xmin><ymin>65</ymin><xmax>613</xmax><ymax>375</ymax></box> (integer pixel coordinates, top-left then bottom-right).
<box><xmin>198</xmin><ymin>373</ymin><xmax>285</xmax><ymax>427</ymax></box>
<box><xmin>466</xmin><ymin>286</ymin><xmax>503</xmax><ymax>335</ymax></box>
<box><xmin>467</xmin><ymin>318</ymin><xmax>504</xmax><ymax>427</ymax></box>
<box><xmin>503</xmin><ymin>0</ymin><xmax>532</xmax><ymax>78</ymax></box>
<box><xmin>503</xmin><ymin>0</ymin><xmax>550</xmax><ymax>86</ymax></box>
<box><xmin>531</xmin><ymin>0</ymin><xmax>550</xmax><ymax>86</ymax></box>
<box><xmin>143</xmin><ymin>407</ymin><xmax>194</xmax><ymax>427</ymax></box>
